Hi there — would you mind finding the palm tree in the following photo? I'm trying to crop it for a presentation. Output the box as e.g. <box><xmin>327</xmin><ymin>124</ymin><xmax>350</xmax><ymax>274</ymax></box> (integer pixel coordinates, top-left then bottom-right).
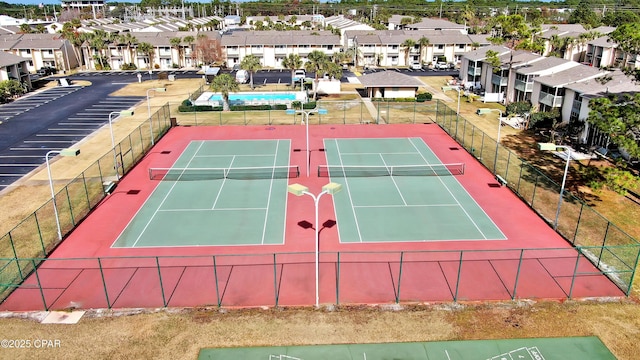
<box><xmin>281</xmin><ymin>53</ymin><xmax>302</xmax><ymax>87</ymax></box>
<box><xmin>138</xmin><ymin>42</ymin><xmax>155</xmax><ymax>69</ymax></box>
<box><xmin>183</xmin><ymin>35</ymin><xmax>195</xmax><ymax>67</ymax></box>
<box><xmin>240</xmin><ymin>54</ymin><xmax>262</xmax><ymax>89</ymax></box>
<box><xmin>304</xmin><ymin>50</ymin><xmax>329</xmax><ymax>100</ymax></box>
<box><xmin>401</xmin><ymin>38</ymin><xmax>416</xmax><ymax>66</ymax></box>
<box><xmin>417</xmin><ymin>36</ymin><xmax>430</xmax><ymax>64</ymax></box>
<box><xmin>118</xmin><ymin>33</ymin><xmax>138</xmax><ymax>67</ymax></box>
<box><xmin>211</xmin><ymin>74</ymin><xmax>239</xmax><ymax>111</ymax></box>
<box><xmin>170</xmin><ymin>37</ymin><xmax>182</xmax><ymax>68</ymax></box>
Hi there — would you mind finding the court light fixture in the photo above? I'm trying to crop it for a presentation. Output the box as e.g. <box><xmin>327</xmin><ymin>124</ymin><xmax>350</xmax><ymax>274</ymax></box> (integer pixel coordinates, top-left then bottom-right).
<box><xmin>538</xmin><ymin>143</ymin><xmax>572</xmax><ymax>230</ymax></box>
<box><xmin>46</xmin><ymin>148</ymin><xmax>80</xmax><ymax>240</ymax></box>
<box><xmin>477</xmin><ymin>108</ymin><xmax>503</xmax><ymax>173</ymax></box>
<box><xmin>287</xmin><ymin>182</ymin><xmax>342</xmax><ymax>307</ymax></box>
<box><xmin>147</xmin><ymin>88</ymin><xmax>167</xmax><ymax>146</ymax></box>
<box><xmin>108</xmin><ymin>110</ymin><xmax>134</xmax><ymax>180</ymax></box>
<box><xmin>286</xmin><ymin>108</ymin><xmax>328</xmax><ymax>177</ymax></box>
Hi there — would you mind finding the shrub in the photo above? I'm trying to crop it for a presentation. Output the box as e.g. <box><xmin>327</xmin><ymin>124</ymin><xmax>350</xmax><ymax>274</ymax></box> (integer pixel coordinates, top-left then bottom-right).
<box><xmin>121</xmin><ymin>63</ymin><xmax>137</xmax><ymax>70</ymax></box>
<box><xmin>157</xmin><ymin>72</ymin><xmax>169</xmax><ymax>80</ymax></box>
<box><xmin>416</xmin><ymin>92</ymin><xmax>433</xmax><ymax>102</ymax></box>
<box><xmin>303</xmin><ymin>101</ymin><xmax>317</xmax><ymax>109</ymax></box>
<box><xmin>506</xmin><ymin>101</ymin><xmax>532</xmax><ymax>116</ymax></box>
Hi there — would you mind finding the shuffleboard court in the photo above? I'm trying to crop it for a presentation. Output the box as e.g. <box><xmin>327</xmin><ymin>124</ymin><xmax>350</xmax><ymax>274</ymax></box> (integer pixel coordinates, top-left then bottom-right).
<box><xmin>198</xmin><ymin>337</ymin><xmax>617</xmax><ymax>360</ymax></box>
<box><xmin>323</xmin><ymin>138</ymin><xmax>505</xmax><ymax>243</ymax></box>
<box><xmin>112</xmin><ymin>139</ymin><xmax>294</xmax><ymax>248</ymax></box>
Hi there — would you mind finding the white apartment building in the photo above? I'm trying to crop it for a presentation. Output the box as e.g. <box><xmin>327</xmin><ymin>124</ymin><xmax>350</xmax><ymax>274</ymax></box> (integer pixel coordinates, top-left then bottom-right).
<box><xmin>220</xmin><ymin>31</ymin><xmax>340</xmax><ymax>69</ymax></box>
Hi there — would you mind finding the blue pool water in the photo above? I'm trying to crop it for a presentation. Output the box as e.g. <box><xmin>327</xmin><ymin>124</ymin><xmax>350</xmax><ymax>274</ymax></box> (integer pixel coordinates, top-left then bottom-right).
<box><xmin>208</xmin><ymin>92</ymin><xmax>297</xmax><ymax>103</ymax></box>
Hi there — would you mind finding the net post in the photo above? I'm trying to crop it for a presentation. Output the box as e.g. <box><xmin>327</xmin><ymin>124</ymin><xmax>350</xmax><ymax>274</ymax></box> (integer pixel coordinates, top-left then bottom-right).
<box><xmin>7</xmin><ymin>233</ymin><xmax>23</xmax><ymax>280</ymax></box>
<box><xmin>568</xmin><ymin>247</ymin><xmax>583</xmax><ymax>299</ymax></box>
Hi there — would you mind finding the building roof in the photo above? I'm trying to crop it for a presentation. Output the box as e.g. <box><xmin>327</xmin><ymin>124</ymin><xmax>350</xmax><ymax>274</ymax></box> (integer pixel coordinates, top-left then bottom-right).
<box><xmin>515</xmin><ymin>56</ymin><xmax>574</xmax><ymax>75</ymax></box>
<box><xmin>589</xmin><ymin>36</ymin><xmax>616</xmax><ymax>48</ymax></box>
<box><xmin>221</xmin><ymin>31</ymin><xmax>340</xmax><ymax>46</ymax></box>
<box><xmin>565</xmin><ymin>70</ymin><xmax>640</xmax><ymax>98</ymax></box>
<box><xmin>463</xmin><ymin>45</ymin><xmax>510</xmax><ymax>61</ymax></box>
<box><xmin>358</xmin><ymin>70</ymin><xmax>424</xmax><ymax>88</ymax></box>
<box><xmin>0</xmin><ymin>50</ymin><xmax>27</xmax><ymax>67</ymax></box>
<box><xmin>535</xmin><ymin>63</ymin><xmax>604</xmax><ymax>87</ymax></box>
<box><xmin>497</xmin><ymin>50</ymin><xmax>544</xmax><ymax>69</ymax></box>
<box><xmin>403</xmin><ymin>18</ymin><xmax>466</xmax><ymax>31</ymax></box>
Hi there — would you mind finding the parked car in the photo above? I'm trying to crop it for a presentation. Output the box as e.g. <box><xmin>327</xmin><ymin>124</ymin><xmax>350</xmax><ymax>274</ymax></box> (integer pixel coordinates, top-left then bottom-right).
<box><xmin>292</xmin><ymin>69</ymin><xmax>306</xmax><ymax>82</ymax></box>
<box><xmin>36</xmin><ymin>67</ymin><xmax>57</xmax><ymax>76</ymax></box>
<box><xmin>435</xmin><ymin>62</ymin><xmax>449</xmax><ymax>70</ymax></box>
<box><xmin>410</xmin><ymin>62</ymin><xmax>422</xmax><ymax>70</ymax></box>
<box><xmin>235</xmin><ymin>69</ymin><xmax>249</xmax><ymax>84</ymax></box>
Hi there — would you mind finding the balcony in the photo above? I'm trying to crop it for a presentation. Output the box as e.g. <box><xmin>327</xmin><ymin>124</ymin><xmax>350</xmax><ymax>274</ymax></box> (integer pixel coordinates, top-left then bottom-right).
<box><xmin>274</xmin><ymin>47</ymin><xmax>287</xmax><ymax>54</ymax></box>
<box><xmin>467</xmin><ymin>66</ymin><xmax>481</xmax><ymax>77</ymax></box>
<box><xmin>539</xmin><ymin>92</ymin><xmax>563</xmax><ymax>107</ymax></box>
<box><xmin>226</xmin><ymin>48</ymin><xmax>239</xmax><ymax>55</ymax></box>
<box><xmin>387</xmin><ymin>47</ymin><xmax>399</xmax><ymax>54</ymax></box>
<box><xmin>514</xmin><ymin>79</ymin><xmax>533</xmax><ymax>92</ymax></box>
<box><xmin>362</xmin><ymin>47</ymin><xmax>375</xmax><ymax>55</ymax></box>
<box><xmin>491</xmin><ymin>73</ymin><xmax>508</xmax><ymax>86</ymax></box>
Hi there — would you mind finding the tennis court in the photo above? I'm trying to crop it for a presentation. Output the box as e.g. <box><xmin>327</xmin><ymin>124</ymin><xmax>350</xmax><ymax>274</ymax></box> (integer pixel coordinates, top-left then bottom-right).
<box><xmin>323</xmin><ymin>138</ymin><xmax>505</xmax><ymax>242</ymax></box>
<box><xmin>199</xmin><ymin>337</ymin><xmax>617</xmax><ymax>360</ymax></box>
<box><xmin>112</xmin><ymin>139</ymin><xmax>296</xmax><ymax>247</ymax></box>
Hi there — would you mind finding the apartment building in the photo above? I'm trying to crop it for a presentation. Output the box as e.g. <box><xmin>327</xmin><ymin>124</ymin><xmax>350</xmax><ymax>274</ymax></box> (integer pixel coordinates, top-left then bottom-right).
<box><xmin>0</xmin><ymin>51</ymin><xmax>31</xmax><ymax>89</ymax></box>
<box><xmin>0</xmin><ymin>33</ymin><xmax>77</xmax><ymax>73</ymax></box>
<box><xmin>220</xmin><ymin>31</ymin><xmax>340</xmax><ymax>69</ymax></box>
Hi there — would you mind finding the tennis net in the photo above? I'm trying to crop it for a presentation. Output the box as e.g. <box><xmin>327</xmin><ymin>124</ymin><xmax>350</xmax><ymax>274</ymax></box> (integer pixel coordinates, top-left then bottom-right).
<box><xmin>317</xmin><ymin>163</ymin><xmax>465</xmax><ymax>177</ymax></box>
<box><xmin>149</xmin><ymin>165</ymin><xmax>300</xmax><ymax>181</ymax></box>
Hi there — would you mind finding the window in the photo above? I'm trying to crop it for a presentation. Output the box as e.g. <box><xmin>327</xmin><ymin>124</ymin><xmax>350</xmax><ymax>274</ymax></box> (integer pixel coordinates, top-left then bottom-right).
<box><xmin>458</xmin><ymin>44</ymin><xmax>465</xmax><ymax>49</ymax></box>
<box><xmin>438</xmin><ymin>44</ymin><xmax>444</xmax><ymax>50</ymax></box>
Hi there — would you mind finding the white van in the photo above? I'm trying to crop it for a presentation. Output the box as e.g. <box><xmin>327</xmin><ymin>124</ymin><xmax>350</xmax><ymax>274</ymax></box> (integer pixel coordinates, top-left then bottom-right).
<box><xmin>235</xmin><ymin>69</ymin><xmax>249</xmax><ymax>84</ymax></box>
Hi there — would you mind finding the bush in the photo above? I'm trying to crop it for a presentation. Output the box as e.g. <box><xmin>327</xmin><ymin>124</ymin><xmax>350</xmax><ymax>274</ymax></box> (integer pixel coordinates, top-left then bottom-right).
<box><xmin>157</xmin><ymin>72</ymin><xmax>168</xmax><ymax>80</ymax></box>
<box><xmin>303</xmin><ymin>101</ymin><xmax>317</xmax><ymax>109</ymax></box>
<box><xmin>230</xmin><ymin>105</ymin><xmax>272</xmax><ymax>111</ymax></box>
<box><xmin>121</xmin><ymin>63</ymin><xmax>137</xmax><ymax>70</ymax></box>
<box><xmin>506</xmin><ymin>101</ymin><xmax>532</xmax><ymax>116</ymax></box>
<box><xmin>272</xmin><ymin>104</ymin><xmax>287</xmax><ymax>110</ymax></box>
<box><xmin>372</xmin><ymin>98</ymin><xmax>417</xmax><ymax>102</ymax></box>
<box><xmin>529</xmin><ymin>110</ymin><xmax>560</xmax><ymax>129</ymax></box>
<box><xmin>416</xmin><ymin>92</ymin><xmax>433</xmax><ymax>102</ymax></box>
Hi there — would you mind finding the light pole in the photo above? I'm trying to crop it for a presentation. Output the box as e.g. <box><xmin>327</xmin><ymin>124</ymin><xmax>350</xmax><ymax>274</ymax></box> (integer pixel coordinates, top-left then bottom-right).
<box><xmin>287</xmin><ymin>182</ymin><xmax>342</xmax><ymax>307</ymax></box>
<box><xmin>538</xmin><ymin>143</ymin><xmax>572</xmax><ymax>230</ymax></box>
<box><xmin>108</xmin><ymin>110</ymin><xmax>134</xmax><ymax>180</ymax></box>
<box><xmin>286</xmin><ymin>108</ymin><xmax>328</xmax><ymax>177</ymax></box>
<box><xmin>477</xmin><ymin>108</ymin><xmax>503</xmax><ymax>173</ymax></box>
<box><xmin>147</xmin><ymin>87</ymin><xmax>166</xmax><ymax>146</ymax></box>
<box><xmin>46</xmin><ymin>148</ymin><xmax>80</xmax><ymax>240</ymax></box>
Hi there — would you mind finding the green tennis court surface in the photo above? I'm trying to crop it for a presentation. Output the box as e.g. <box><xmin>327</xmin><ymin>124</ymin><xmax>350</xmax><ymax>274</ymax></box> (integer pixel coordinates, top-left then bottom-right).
<box><xmin>323</xmin><ymin>138</ymin><xmax>505</xmax><ymax>243</ymax></box>
<box><xmin>198</xmin><ymin>337</ymin><xmax>617</xmax><ymax>360</ymax></box>
<box><xmin>112</xmin><ymin>140</ymin><xmax>294</xmax><ymax>248</ymax></box>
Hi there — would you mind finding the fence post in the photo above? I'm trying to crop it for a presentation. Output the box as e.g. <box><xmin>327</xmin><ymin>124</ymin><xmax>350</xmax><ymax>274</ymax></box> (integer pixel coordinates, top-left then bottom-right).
<box><xmin>454</xmin><ymin>251</ymin><xmax>463</xmax><ymax>302</ymax></box>
<box><xmin>82</xmin><ymin>173</ymin><xmax>90</xmax><ymax>210</ymax></box>
<box><xmin>343</xmin><ymin>100</ymin><xmax>346</xmax><ymax>124</ymax></box>
<box><xmin>97</xmin><ymin>258</ymin><xmax>111</xmax><ymax>309</ymax></box>
<box><xmin>413</xmin><ymin>102</ymin><xmax>416</xmax><ymax>124</ymax></box>
<box><xmin>33</xmin><ymin>213</ymin><xmax>46</xmax><ymax>257</ymax></box>
<box><xmin>512</xmin><ymin>249</ymin><xmax>525</xmax><ymax>300</ymax></box>
<box><xmin>212</xmin><ymin>255</ymin><xmax>221</xmax><ymax>307</ymax></box>
<box><xmin>336</xmin><ymin>252</ymin><xmax>340</xmax><ymax>305</ymax></box>
<box><xmin>273</xmin><ymin>253</ymin><xmax>279</xmax><ymax>307</ymax></box>
<box><xmin>573</xmin><ymin>204</ymin><xmax>585</xmax><ymax>244</ymax></box>
<box><xmin>7</xmin><ymin>233</ymin><xmax>23</xmax><ymax>280</ymax></box>
<box><xmin>155</xmin><ymin>256</ymin><xmax>167</xmax><ymax>307</ymax></box>
<box><xmin>396</xmin><ymin>252</ymin><xmax>404</xmax><ymax>303</ymax></box>
<box><xmin>568</xmin><ymin>247</ymin><xmax>583</xmax><ymax>299</ymax></box>
<box><xmin>32</xmin><ymin>259</ymin><xmax>48</xmax><ymax>311</ymax></box>
<box><xmin>597</xmin><ymin>222</ymin><xmax>612</xmax><ymax>266</ymax></box>
<box><xmin>65</xmin><ymin>187</ymin><xmax>75</xmax><ymax>227</ymax></box>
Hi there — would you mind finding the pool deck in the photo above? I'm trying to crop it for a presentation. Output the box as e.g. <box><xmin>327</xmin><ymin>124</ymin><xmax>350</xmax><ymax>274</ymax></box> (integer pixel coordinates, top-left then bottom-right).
<box><xmin>194</xmin><ymin>90</ymin><xmax>307</xmax><ymax>107</ymax></box>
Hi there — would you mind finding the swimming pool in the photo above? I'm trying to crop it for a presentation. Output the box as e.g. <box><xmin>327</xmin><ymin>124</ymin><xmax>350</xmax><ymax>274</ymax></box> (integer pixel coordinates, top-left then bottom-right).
<box><xmin>194</xmin><ymin>91</ymin><xmax>307</xmax><ymax>107</ymax></box>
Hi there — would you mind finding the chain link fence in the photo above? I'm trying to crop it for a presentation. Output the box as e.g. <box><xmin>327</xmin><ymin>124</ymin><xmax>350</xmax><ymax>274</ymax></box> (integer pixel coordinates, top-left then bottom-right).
<box><xmin>0</xmin><ymin>98</ymin><xmax>638</xmax><ymax>309</ymax></box>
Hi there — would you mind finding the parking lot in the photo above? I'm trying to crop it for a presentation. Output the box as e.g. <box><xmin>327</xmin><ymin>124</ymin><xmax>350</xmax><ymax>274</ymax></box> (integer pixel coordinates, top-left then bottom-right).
<box><xmin>0</xmin><ymin>75</ymin><xmax>146</xmax><ymax>192</ymax></box>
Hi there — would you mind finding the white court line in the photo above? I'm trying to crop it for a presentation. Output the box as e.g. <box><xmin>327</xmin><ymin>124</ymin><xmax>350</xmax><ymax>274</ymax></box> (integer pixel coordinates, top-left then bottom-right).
<box><xmin>335</xmin><ymin>139</ymin><xmax>364</xmax><ymax>243</ymax></box>
<box><xmin>408</xmin><ymin>138</ymin><xmax>488</xmax><ymax>239</ymax></box>
<box><xmin>354</xmin><ymin>204</ymin><xmax>459</xmax><ymax>208</ymax></box>
<box><xmin>130</xmin><ymin>141</ymin><xmax>205</xmax><ymax>247</ymax></box>
<box><xmin>379</xmin><ymin>153</ymin><xmax>407</xmax><ymax>205</ymax></box>
<box><xmin>158</xmin><ymin>207</ymin><xmax>268</xmax><ymax>212</ymax></box>
<box><xmin>210</xmin><ymin>155</ymin><xmax>236</xmax><ymax>209</ymax></box>
<box><xmin>340</xmin><ymin>151</ymin><xmax>418</xmax><ymax>155</ymax></box>
<box><xmin>24</xmin><ymin>140</ymin><xmax>76</xmax><ymax>143</ymax></box>
<box><xmin>195</xmin><ymin>154</ymin><xmax>275</xmax><ymax>158</ymax></box>
<box><xmin>261</xmin><ymin>139</ymin><xmax>280</xmax><ymax>245</ymax></box>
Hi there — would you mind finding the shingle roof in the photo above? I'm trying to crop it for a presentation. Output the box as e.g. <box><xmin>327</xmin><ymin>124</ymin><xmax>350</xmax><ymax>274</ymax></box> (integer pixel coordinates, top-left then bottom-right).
<box><xmin>565</xmin><ymin>70</ymin><xmax>640</xmax><ymax>97</ymax></box>
<box><xmin>0</xmin><ymin>51</ymin><xmax>26</xmax><ymax>67</ymax></box>
<box><xmin>515</xmin><ymin>56</ymin><xmax>573</xmax><ymax>75</ymax></box>
<box><xmin>358</xmin><ymin>70</ymin><xmax>424</xmax><ymax>87</ymax></box>
<box><xmin>535</xmin><ymin>64</ymin><xmax>604</xmax><ymax>87</ymax></box>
